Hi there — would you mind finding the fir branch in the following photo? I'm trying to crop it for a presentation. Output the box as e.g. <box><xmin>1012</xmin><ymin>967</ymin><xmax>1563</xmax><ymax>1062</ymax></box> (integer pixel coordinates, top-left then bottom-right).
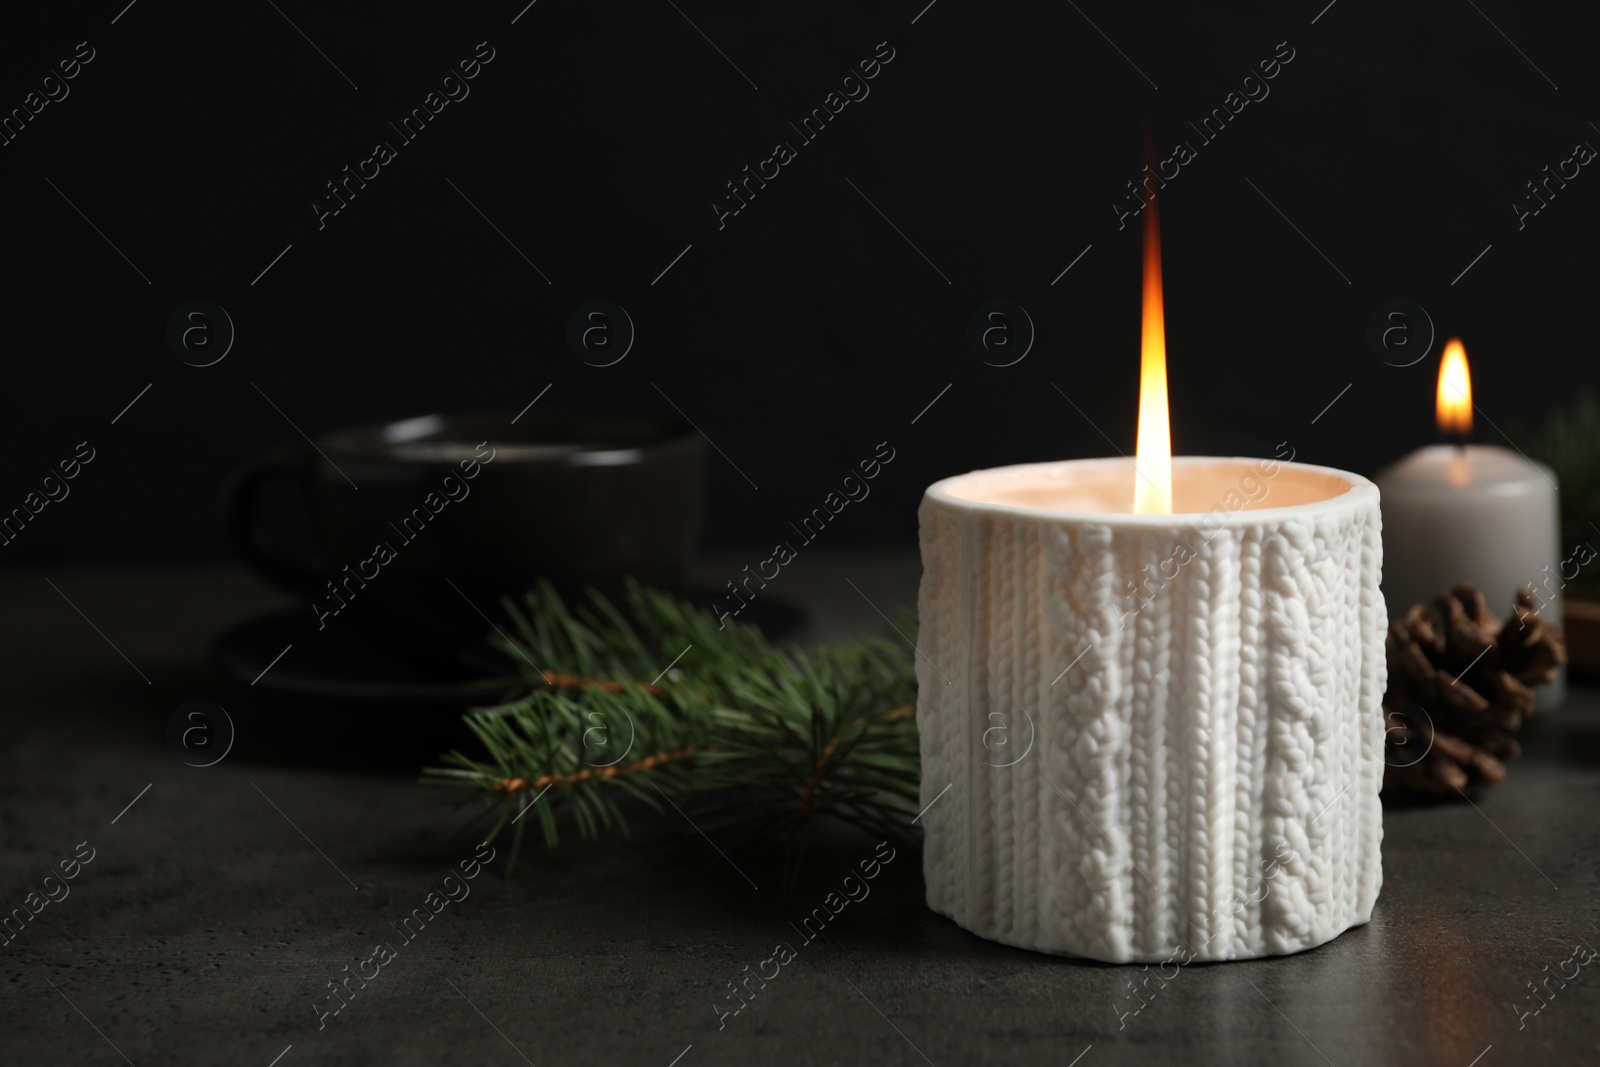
<box><xmin>422</xmin><ymin>582</ymin><xmax>921</xmax><ymax>881</ymax></box>
<box><xmin>1514</xmin><ymin>390</ymin><xmax>1600</xmax><ymax>592</ymax></box>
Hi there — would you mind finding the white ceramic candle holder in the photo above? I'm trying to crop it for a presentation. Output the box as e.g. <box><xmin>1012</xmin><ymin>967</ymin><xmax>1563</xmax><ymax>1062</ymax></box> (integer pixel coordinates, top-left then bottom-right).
<box><xmin>915</xmin><ymin>456</ymin><xmax>1386</xmax><ymax>963</ymax></box>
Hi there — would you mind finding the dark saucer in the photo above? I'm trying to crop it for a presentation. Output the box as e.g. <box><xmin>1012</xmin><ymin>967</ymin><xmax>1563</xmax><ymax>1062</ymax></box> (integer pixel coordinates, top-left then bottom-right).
<box><xmin>210</xmin><ymin>590</ymin><xmax>807</xmax><ymax>707</ymax></box>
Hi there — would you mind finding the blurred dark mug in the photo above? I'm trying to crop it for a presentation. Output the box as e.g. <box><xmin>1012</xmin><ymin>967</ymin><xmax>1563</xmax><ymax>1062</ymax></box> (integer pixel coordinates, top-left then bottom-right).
<box><xmin>222</xmin><ymin>410</ymin><xmax>704</xmax><ymax>661</ymax></box>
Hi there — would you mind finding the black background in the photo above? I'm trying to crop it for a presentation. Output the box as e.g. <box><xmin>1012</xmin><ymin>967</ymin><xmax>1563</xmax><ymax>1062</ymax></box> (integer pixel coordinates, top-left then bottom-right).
<box><xmin>1</xmin><ymin>0</ymin><xmax>1595</xmax><ymax>562</ymax></box>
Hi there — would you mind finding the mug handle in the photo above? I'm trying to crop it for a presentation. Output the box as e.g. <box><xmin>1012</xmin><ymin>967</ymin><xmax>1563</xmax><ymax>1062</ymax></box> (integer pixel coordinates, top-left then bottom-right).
<box><xmin>220</xmin><ymin>448</ymin><xmax>326</xmax><ymax>595</ymax></box>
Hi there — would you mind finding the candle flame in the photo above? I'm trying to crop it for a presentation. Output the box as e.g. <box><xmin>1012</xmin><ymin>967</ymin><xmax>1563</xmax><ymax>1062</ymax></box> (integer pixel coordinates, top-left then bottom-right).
<box><xmin>1436</xmin><ymin>338</ymin><xmax>1473</xmax><ymax>438</ymax></box>
<box><xmin>1133</xmin><ymin>193</ymin><xmax>1172</xmax><ymax>515</ymax></box>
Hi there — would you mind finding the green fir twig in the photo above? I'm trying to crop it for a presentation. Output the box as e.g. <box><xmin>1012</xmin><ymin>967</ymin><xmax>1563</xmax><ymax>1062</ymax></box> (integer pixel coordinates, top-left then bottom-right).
<box><xmin>422</xmin><ymin>581</ymin><xmax>921</xmax><ymax>882</ymax></box>
<box><xmin>1516</xmin><ymin>391</ymin><xmax>1600</xmax><ymax>594</ymax></box>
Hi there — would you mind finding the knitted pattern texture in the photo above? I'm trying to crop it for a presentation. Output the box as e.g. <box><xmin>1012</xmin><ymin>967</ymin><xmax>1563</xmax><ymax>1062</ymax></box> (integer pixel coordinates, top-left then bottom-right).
<box><xmin>915</xmin><ymin>482</ymin><xmax>1385</xmax><ymax>963</ymax></box>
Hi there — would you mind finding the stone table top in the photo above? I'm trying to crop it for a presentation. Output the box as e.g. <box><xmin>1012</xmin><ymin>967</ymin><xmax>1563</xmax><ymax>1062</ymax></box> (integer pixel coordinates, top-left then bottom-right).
<box><xmin>1</xmin><ymin>552</ymin><xmax>1595</xmax><ymax>1066</ymax></box>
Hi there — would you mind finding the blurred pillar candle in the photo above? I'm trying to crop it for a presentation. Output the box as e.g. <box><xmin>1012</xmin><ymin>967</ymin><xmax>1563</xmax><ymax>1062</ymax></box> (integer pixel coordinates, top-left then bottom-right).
<box><xmin>911</xmin><ymin>199</ymin><xmax>1384</xmax><ymax>963</ymax></box>
<box><xmin>1374</xmin><ymin>340</ymin><xmax>1564</xmax><ymax>707</ymax></box>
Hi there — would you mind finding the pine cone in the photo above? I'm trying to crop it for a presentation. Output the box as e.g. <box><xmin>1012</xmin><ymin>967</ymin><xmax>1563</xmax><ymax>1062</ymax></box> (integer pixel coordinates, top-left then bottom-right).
<box><xmin>1382</xmin><ymin>584</ymin><xmax>1565</xmax><ymax>798</ymax></box>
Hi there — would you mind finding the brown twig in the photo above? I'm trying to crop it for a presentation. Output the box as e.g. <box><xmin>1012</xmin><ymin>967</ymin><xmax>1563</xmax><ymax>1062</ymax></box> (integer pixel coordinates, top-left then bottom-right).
<box><xmin>796</xmin><ymin>703</ymin><xmax>915</xmax><ymax>821</ymax></box>
<box><xmin>491</xmin><ymin>702</ymin><xmax>915</xmax><ymax>807</ymax></box>
<box><xmin>797</xmin><ymin>738</ymin><xmax>841</xmax><ymax>821</ymax></box>
<box><xmin>540</xmin><ymin>670</ymin><xmax>664</xmax><ymax>695</ymax></box>
<box><xmin>494</xmin><ymin>746</ymin><xmax>696</xmax><ymax>793</ymax></box>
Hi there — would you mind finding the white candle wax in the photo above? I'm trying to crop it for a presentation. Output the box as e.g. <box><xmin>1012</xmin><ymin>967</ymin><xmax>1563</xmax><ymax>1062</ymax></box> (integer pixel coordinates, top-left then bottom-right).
<box><xmin>1374</xmin><ymin>444</ymin><xmax>1563</xmax><ymax>706</ymax></box>
<box><xmin>916</xmin><ymin>456</ymin><xmax>1385</xmax><ymax>963</ymax></box>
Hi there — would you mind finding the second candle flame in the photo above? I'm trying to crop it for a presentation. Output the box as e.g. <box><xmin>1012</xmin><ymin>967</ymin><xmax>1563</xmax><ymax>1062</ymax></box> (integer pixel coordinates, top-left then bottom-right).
<box><xmin>1436</xmin><ymin>338</ymin><xmax>1473</xmax><ymax>439</ymax></box>
<box><xmin>1134</xmin><ymin>191</ymin><xmax>1172</xmax><ymax>515</ymax></box>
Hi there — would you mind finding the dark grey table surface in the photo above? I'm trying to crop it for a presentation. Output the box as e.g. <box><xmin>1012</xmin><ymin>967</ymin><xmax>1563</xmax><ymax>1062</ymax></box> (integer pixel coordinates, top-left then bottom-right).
<box><xmin>3</xmin><ymin>551</ymin><xmax>1598</xmax><ymax>1067</ymax></box>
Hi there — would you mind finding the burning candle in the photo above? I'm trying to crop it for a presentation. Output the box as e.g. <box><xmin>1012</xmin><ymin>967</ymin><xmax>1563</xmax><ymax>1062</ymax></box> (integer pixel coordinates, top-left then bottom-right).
<box><xmin>914</xmin><ymin>201</ymin><xmax>1384</xmax><ymax>963</ymax></box>
<box><xmin>1374</xmin><ymin>340</ymin><xmax>1564</xmax><ymax>706</ymax></box>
